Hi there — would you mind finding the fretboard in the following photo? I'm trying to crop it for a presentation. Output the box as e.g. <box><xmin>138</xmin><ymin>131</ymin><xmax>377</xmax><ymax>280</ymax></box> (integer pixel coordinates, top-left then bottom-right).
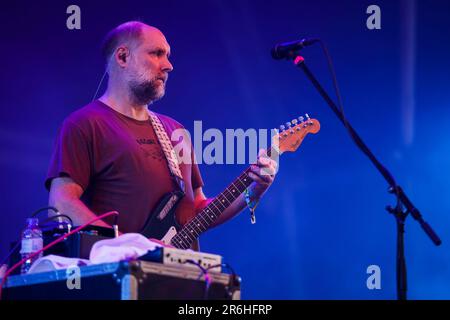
<box><xmin>170</xmin><ymin>147</ymin><xmax>277</xmax><ymax>249</ymax></box>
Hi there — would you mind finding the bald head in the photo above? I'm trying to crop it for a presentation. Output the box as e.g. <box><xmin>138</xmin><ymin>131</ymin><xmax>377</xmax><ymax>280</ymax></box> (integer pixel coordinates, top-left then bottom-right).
<box><xmin>101</xmin><ymin>21</ymin><xmax>165</xmax><ymax>67</ymax></box>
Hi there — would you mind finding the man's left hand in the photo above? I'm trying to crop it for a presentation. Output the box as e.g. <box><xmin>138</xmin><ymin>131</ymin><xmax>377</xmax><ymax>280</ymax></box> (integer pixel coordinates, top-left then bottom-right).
<box><xmin>248</xmin><ymin>149</ymin><xmax>278</xmax><ymax>198</ymax></box>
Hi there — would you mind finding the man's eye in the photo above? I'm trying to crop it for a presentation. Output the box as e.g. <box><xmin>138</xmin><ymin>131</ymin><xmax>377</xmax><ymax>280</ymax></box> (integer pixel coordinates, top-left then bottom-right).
<box><xmin>150</xmin><ymin>50</ymin><xmax>165</xmax><ymax>57</ymax></box>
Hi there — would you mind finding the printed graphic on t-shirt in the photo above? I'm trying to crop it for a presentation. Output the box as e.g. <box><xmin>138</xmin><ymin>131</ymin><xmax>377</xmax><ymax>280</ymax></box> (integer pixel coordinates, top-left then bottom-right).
<box><xmin>136</xmin><ymin>137</ymin><xmax>165</xmax><ymax>161</ymax></box>
<box><xmin>136</xmin><ymin>138</ymin><xmax>156</xmax><ymax>145</ymax></box>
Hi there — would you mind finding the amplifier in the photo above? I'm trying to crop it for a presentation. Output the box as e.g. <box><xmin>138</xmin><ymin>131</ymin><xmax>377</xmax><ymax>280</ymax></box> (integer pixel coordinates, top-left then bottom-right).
<box><xmin>141</xmin><ymin>247</ymin><xmax>223</xmax><ymax>272</ymax></box>
<box><xmin>8</xmin><ymin>226</ymin><xmax>114</xmax><ymax>274</ymax></box>
<box><xmin>2</xmin><ymin>259</ymin><xmax>241</xmax><ymax>300</ymax></box>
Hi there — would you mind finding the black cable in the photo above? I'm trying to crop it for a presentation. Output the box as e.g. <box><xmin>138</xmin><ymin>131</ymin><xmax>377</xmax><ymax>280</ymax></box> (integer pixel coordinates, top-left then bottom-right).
<box><xmin>206</xmin><ymin>262</ymin><xmax>236</xmax><ymax>276</ymax></box>
<box><xmin>206</xmin><ymin>263</ymin><xmax>238</xmax><ymax>299</ymax></box>
<box><xmin>317</xmin><ymin>40</ymin><xmax>401</xmax><ymax>203</ymax></box>
<box><xmin>30</xmin><ymin>206</ymin><xmax>59</xmax><ymax>218</ymax></box>
<box><xmin>318</xmin><ymin>41</ymin><xmax>349</xmax><ymax>136</ymax></box>
<box><xmin>296</xmin><ymin>40</ymin><xmax>440</xmax><ymax>300</ymax></box>
<box><xmin>40</xmin><ymin>214</ymin><xmax>73</xmax><ymax>227</ymax></box>
<box><xmin>183</xmin><ymin>259</ymin><xmax>211</xmax><ymax>300</ymax></box>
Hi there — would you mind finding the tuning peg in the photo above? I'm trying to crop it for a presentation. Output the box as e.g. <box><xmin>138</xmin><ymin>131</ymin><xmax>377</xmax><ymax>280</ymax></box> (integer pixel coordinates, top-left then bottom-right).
<box><xmin>305</xmin><ymin>113</ymin><xmax>310</xmax><ymax>120</ymax></box>
<box><xmin>291</xmin><ymin>119</ymin><xmax>298</xmax><ymax>125</ymax></box>
<box><xmin>279</xmin><ymin>125</ymin><xmax>285</xmax><ymax>131</ymax></box>
<box><xmin>298</xmin><ymin>116</ymin><xmax>304</xmax><ymax>122</ymax></box>
<box><xmin>285</xmin><ymin>122</ymin><xmax>292</xmax><ymax>128</ymax></box>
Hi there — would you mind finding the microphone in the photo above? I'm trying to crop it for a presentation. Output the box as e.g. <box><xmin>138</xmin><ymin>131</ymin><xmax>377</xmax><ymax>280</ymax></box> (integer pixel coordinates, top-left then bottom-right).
<box><xmin>271</xmin><ymin>38</ymin><xmax>319</xmax><ymax>60</ymax></box>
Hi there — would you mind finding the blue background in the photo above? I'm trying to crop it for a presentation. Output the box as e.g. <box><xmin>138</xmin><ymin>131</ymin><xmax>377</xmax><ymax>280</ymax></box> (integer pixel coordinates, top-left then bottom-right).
<box><xmin>1</xmin><ymin>0</ymin><xmax>449</xmax><ymax>299</ymax></box>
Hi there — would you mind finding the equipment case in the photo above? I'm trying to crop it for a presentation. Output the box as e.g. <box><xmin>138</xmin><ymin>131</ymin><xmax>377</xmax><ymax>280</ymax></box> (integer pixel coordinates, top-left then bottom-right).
<box><xmin>3</xmin><ymin>260</ymin><xmax>241</xmax><ymax>300</ymax></box>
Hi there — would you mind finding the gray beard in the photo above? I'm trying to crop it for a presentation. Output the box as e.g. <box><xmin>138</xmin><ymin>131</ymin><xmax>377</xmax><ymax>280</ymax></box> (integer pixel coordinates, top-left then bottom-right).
<box><xmin>128</xmin><ymin>79</ymin><xmax>163</xmax><ymax>105</ymax></box>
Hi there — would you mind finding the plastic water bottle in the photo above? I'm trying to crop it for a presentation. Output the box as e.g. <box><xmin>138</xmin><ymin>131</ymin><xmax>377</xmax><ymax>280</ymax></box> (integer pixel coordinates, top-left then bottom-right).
<box><xmin>20</xmin><ymin>218</ymin><xmax>43</xmax><ymax>274</ymax></box>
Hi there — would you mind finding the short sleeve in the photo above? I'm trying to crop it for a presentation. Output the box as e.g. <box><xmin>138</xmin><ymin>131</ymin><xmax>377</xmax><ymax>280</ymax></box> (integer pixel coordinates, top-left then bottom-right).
<box><xmin>45</xmin><ymin>120</ymin><xmax>92</xmax><ymax>191</ymax></box>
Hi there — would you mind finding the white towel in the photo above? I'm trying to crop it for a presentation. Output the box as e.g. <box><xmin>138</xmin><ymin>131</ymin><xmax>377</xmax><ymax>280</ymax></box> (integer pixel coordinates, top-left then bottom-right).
<box><xmin>27</xmin><ymin>255</ymin><xmax>90</xmax><ymax>274</ymax></box>
<box><xmin>89</xmin><ymin>233</ymin><xmax>162</xmax><ymax>264</ymax></box>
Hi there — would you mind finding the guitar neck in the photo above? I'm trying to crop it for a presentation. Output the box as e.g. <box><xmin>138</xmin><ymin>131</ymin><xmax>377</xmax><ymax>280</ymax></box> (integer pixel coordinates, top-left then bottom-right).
<box><xmin>170</xmin><ymin>147</ymin><xmax>278</xmax><ymax>249</ymax></box>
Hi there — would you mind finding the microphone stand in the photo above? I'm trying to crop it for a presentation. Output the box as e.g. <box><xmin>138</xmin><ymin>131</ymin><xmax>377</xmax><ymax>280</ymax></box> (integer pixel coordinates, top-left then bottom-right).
<box><xmin>291</xmin><ymin>55</ymin><xmax>442</xmax><ymax>300</ymax></box>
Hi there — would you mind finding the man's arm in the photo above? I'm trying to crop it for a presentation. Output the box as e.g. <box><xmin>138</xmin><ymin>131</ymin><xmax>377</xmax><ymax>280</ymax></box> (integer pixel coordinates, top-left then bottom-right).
<box><xmin>48</xmin><ymin>177</ymin><xmax>111</xmax><ymax>228</ymax></box>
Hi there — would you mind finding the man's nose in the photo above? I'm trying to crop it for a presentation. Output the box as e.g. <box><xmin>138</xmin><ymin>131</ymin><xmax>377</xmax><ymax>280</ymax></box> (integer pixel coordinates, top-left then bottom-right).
<box><xmin>162</xmin><ymin>58</ymin><xmax>173</xmax><ymax>73</ymax></box>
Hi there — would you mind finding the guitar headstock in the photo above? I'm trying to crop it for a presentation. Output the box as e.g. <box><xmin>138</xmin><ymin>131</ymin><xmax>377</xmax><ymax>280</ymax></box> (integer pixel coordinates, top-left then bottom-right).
<box><xmin>272</xmin><ymin>114</ymin><xmax>320</xmax><ymax>154</ymax></box>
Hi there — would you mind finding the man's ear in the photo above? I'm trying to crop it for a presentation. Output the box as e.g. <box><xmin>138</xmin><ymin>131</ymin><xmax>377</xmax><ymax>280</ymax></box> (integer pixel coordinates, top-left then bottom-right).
<box><xmin>116</xmin><ymin>46</ymin><xmax>130</xmax><ymax>66</ymax></box>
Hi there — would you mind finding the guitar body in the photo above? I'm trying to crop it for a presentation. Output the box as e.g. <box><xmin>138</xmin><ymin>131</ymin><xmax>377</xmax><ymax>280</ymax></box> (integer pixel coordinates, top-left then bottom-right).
<box><xmin>140</xmin><ymin>191</ymin><xmax>183</xmax><ymax>245</ymax></box>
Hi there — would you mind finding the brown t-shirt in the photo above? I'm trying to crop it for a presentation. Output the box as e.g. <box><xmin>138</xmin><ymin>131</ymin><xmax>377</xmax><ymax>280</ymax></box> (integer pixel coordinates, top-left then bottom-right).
<box><xmin>45</xmin><ymin>100</ymin><xmax>203</xmax><ymax>233</ymax></box>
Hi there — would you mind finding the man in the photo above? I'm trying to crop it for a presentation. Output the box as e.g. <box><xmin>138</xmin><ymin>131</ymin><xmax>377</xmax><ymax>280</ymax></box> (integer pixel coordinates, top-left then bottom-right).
<box><xmin>46</xmin><ymin>21</ymin><xmax>277</xmax><ymax>249</ymax></box>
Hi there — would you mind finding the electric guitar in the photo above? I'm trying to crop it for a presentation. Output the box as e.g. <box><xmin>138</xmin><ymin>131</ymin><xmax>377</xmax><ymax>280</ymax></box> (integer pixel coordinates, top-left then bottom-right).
<box><xmin>141</xmin><ymin>115</ymin><xmax>321</xmax><ymax>249</ymax></box>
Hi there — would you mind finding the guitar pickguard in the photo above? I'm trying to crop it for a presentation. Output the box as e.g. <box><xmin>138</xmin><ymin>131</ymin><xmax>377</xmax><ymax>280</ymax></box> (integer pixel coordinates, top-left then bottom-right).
<box><xmin>161</xmin><ymin>226</ymin><xmax>177</xmax><ymax>245</ymax></box>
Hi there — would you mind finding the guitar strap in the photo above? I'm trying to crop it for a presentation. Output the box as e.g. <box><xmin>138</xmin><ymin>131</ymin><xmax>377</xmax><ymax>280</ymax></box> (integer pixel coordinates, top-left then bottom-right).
<box><xmin>148</xmin><ymin>110</ymin><xmax>185</xmax><ymax>194</ymax></box>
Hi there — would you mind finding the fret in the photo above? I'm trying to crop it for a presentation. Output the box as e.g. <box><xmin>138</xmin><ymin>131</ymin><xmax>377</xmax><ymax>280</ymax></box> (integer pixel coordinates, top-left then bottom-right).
<box><xmin>185</xmin><ymin>219</ymin><xmax>199</xmax><ymax>235</ymax></box>
<box><xmin>222</xmin><ymin>188</ymin><xmax>235</xmax><ymax>203</ymax></box>
<box><xmin>175</xmin><ymin>238</ymin><xmax>188</xmax><ymax>250</ymax></box>
<box><xmin>196</xmin><ymin>211</ymin><xmax>212</xmax><ymax>226</ymax></box>
<box><xmin>228</xmin><ymin>182</ymin><xmax>241</xmax><ymax>196</ymax></box>
<box><xmin>235</xmin><ymin>179</ymin><xmax>247</xmax><ymax>191</ymax></box>
<box><xmin>207</xmin><ymin>201</ymin><xmax>223</xmax><ymax>217</ymax></box>
<box><xmin>178</xmin><ymin>240</ymin><xmax>189</xmax><ymax>250</ymax></box>
<box><xmin>239</xmin><ymin>173</ymin><xmax>252</xmax><ymax>187</ymax></box>
<box><xmin>233</xmin><ymin>177</ymin><xmax>247</xmax><ymax>190</ymax></box>
<box><xmin>212</xmin><ymin>197</ymin><xmax>228</xmax><ymax>211</ymax></box>
<box><xmin>198</xmin><ymin>210</ymin><xmax>216</xmax><ymax>228</ymax></box>
<box><xmin>178</xmin><ymin>228</ymin><xmax>196</xmax><ymax>244</ymax></box>
<box><xmin>189</xmin><ymin>216</ymin><xmax>207</xmax><ymax>235</ymax></box>
<box><xmin>191</xmin><ymin>216</ymin><xmax>207</xmax><ymax>233</ymax></box>
<box><xmin>235</xmin><ymin>180</ymin><xmax>247</xmax><ymax>192</ymax></box>
<box><xmin>236</xmin><ymin>174</ymin><xmax>252</xmax><ymax>190</ymax></box>
<box><xmin>225</xmin><ymin>189</ymin><xmax>236</xmax><ymax>201</ymax></box>
<box><xmin>217</xmin><ymin>193</ymin><xmax>232</xmax><ymax>206</ymax></box>
<box><xmin>184</xmin><ymin>222</ymin><xmax>200</xmax><ymax>238</ymax></box>
<box><xmin>171</xmin><ymin>235</ymin><xmax>189</xmax><ymax>249</ymax></box>
<box><xmin>199</xmin><ymin>212</ymin><xmax>215</xmax><ymax>226</ymax></box>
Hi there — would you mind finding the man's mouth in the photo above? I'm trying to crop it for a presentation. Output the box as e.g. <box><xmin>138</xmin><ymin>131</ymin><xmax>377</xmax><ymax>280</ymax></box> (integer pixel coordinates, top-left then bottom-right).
<box><xmin>156</xmin><ymin>76</ymin><xmax>167</xmax><ymax>84</ymax></box>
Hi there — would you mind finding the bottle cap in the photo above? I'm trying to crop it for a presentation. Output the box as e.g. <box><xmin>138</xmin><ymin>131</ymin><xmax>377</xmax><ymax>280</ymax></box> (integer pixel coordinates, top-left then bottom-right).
<box><xmin>26</xmin><ymin>218</ymin><xmax>39</xmax><ymax>227</ymax></box>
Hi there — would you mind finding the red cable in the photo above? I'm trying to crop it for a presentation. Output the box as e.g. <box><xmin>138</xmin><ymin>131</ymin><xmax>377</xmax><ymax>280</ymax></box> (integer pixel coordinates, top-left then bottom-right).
<box><xmin>0</xmin><ymin>211</ymin><xmax>119</xmax><ymax>300</ymax></box>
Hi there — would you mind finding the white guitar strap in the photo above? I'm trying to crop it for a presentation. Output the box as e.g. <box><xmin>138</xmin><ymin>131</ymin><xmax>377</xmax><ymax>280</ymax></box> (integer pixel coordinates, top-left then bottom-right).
<box><xmin>148</xmin><ymin>111</ymin><xmax>185</xmax><ymax>192</ymax></box>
